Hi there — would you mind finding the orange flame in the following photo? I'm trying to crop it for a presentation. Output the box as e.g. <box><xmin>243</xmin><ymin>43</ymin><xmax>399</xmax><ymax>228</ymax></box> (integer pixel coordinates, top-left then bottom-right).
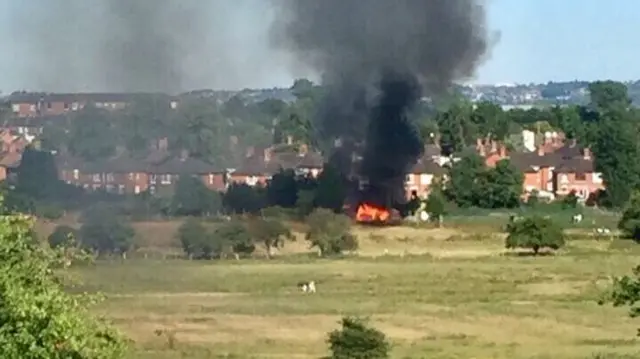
<box><xmin>356</xmin><ymin>202</ymin><xmax>390</xmax><ymax>222</ymax></box>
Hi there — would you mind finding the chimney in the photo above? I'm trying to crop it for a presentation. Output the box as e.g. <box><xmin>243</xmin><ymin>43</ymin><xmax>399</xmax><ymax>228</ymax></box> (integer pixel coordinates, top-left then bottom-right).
<box><xmin>476</xmin><ymin>138</ymin><xmax>485</xmax><ymax>156</ymax></box>
<box><xmin>537</xmin><ymin>144</ymin><xmax>545</xmax><ymax>156</ymax></box>
<box><xmin>490</xmin><ymin>140</ymin><xmax>497</xmax><ymax>153</ymax></box>
<box><xmin>583</xmin><ymin>147</ymin><xmax>591</xmax><ymax>160</ymax></box>
<box><xmin>180</xmin><ymin>149</ymin><xmax>189</xmax><ymax>161</ymax></box>
<box><xmin>299</xmin><ymin>143</ymin><xmax>309</xmax><ymax>156</ymax></box>
<box><xmin>245</xmin><ymin>146</ymin><xmax>255</xmax><ymax>158</ymax></box>
<box><xmin>158</xmin><ymin>137</ymin><xmax>168</xmax><ymax>151</ymax></box>
<box><xmin>263</xmin><ymin>147</ymin><xmax>272</xmax><ymax>163</ymax></box>
<box><xmin>499</xmin><ymin>144</ymin><xmax>507</xmax><ymax>158</ymax></box>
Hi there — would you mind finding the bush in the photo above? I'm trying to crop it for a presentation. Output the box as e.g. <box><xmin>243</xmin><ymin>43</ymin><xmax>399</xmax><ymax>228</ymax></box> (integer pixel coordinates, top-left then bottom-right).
<box><xmin>48</xmin><ymin>225</ymin><xmax>78</xmax><ymax>249</ymax></box>
<box><xmin>306</xmin><ymin>208</ymin><xmax>357</xmax><ymax>257</ymax></box>
<box><xmin>618</xmin><ymin>191</ymin><xmax>640</xmax><ymax>241</ymax></box>
<box><xmin>0</xmin><ymin>205</ymin><xmax>128</xmax><ymax>358</ymax></box>
<box><xmin>505</xmin><ymin>215</ymin><xmax>565</xmax><ymax>255</ymax></box>
<box><xmin>79</xmin><ymin>204</ymin><xmax>135</xmax><ymax>257</ymax></box>
<box><xmin>598</xmin><ymin>265</ymin><xmax>640</xmax><ymax>335</ymax></box>
<box><xmin>177</xmin><ymin>217</ymin><xmax>213</xmax><ymax>259</ymax></box>
<box><xmin>246</xmin><ymin>217</ymin><xmax>294</xmax><ymax>259</ymax></box>
<box><xmin>214</xmin><ymin>220</ymin><xmax>255</xmax><ymax>258</ymax></box>
<box><xmin>327</xmin><ymin>316</ymin><xmax>390</xmax><ymax>359</ymax></box>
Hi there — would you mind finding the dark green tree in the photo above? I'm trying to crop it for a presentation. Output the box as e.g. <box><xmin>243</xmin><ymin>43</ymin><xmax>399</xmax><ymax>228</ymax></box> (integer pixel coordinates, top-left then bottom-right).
<box><xmin>306</xmin><ymin>209</ymin><xmax>357</xmax><ymax>257</ymax></box>
<box><xmin>314</xmin><ymin>164</ymin><xmax>346</xmax><ymax>212</ymax></box>
<box><xmin>505</xmin><ymin>215</ymin><xmax>565</xmax><ymax>255</ymax></box>
<box><xmin>247</xmin><ymin>217</ymin><xmax>294</xmax><ymax>259</ymax></box>
<box><xmin>48</xmin><ymin>225</ymin><xmax>78</xmax><ymax>249</ymax></box>
<box><xmin>171</xmin><ymin>176</ymin><xmax>222</xmax><ymax>216</ymax></box>
<box><xmin>222</xmin><ymin>183</ymin><xmax>266</xmax><ymax>214</ymax></box>
<box><xmin>479</xmin><ymin>159</ymin><xmax>523</xmax><ymax>209</ymax></box>
<box><xmin>68</xmin><ymin>106</ymin><xmax>116</xmax><ymax>161</ymax></box>
<box><xmin>79</xmin><ymin>204</ymin><xmax>135</xmax><ymax>257</ymax></box>
<box><xmin>267</xmin><ymin>169</ymin><xmax>298</xmax><ymax>208</ymax></box>
<box><xmin>618</xmin><ymin>191</ymin><xmax>640</xmax><ymax>242</ymax></box>
<box><xmin>445</xmin><ymin>152</ymin><xmax>486</xmax><ymax>207</ymax></box>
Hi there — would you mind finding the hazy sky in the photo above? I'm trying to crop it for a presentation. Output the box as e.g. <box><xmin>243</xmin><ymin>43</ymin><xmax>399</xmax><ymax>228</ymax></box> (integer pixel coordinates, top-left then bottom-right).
<box><xmin>0</xmin><ymin>0</ymin><xmax>637</xmax><ymax>92</ymax></box>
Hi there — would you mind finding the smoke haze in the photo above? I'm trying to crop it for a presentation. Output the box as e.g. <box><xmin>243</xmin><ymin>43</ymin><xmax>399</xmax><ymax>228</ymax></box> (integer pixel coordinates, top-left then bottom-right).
<box><xmin>7</xmin><ymin>0</ymin><xmax>292</xmax><ymax>93</ymax></box>
<box><xmin>271</xmin><ymin>0</ymin><xmax>493</xmax><ymax>206</ymax></box>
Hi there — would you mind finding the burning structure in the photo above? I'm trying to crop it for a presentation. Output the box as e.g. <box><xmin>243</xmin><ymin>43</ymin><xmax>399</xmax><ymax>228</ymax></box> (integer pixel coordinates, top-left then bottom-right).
<box><xmin>272</xmin><ymin>0</ymin><xmax>493</xmax><ymax>224</ymax></box>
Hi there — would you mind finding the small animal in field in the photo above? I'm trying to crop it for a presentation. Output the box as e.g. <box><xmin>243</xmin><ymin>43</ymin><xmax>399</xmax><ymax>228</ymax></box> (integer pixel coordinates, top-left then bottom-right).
<box><xmin>572</xmin><ymin>213</ymin><xmax>583</xmax><ymax>224</ymax></box>
<box><xmin>594</xmin><ymin>227</ymin><xmax>611</xmax><ymax>235</ymax></box>
<box><xmin>298</xmin><ymin>280</ymin><xmax>316</xmax><ymax>293</ymax></box>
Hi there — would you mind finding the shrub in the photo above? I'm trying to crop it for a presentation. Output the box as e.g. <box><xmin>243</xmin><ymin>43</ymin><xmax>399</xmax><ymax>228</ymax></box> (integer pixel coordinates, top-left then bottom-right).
<box><xmin>306</xmin><ymin>209</ymin><xmax>357</xmax><ymax>256</ymax></box>
<box><xmin>505</xmin><ymin>215</ymin><xmax>565</xmax><ymax>255</ymax></box>
<box><xmin>214</xmin><ymin>220</ymin><xmax>255</xmax><ymax>258</ymax></box>
<box><xmin>246</xmin><ymin>217</ymin><xmax>294</xmax><ymax>258</ymax></box>
<box><xmin>618</xmin><ymin>191</ymin><xmax>640</xmax><ymax>241</ymax></box>
<box><xmin>598</xmin><ymin>265</ymin><xmax>640</xmax><ymax>335</ymax></box>
<box><xmin>48</xmin><ymin>224</ymin><xmax>78</xmax><ymax>249</ymax></box>
<box><xmin>79</xmin><ymin>204</ymin><xmax>135</xmax><ymax>257</ymax></box>
<box><xmin>0</xmin><ymin>204</ymin><xmax>128</xmax><ymax>358</ymax></box>
<box><xmin>35</xmin><ymin>203</ymin><xmax>65</xmax><ymax>220</ymax></box>
<box><xmin>177</xmin><ymin>217</ymin><xmax>213</xmax><ymax>259</ymax></box>
<box><xmin>327</xmin><ymin>316</ymin><xmax>390</xmax><ymax>359</ymax></box>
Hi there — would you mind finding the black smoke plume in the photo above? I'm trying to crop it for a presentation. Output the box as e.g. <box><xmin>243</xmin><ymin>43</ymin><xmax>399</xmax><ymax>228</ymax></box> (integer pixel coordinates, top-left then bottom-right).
<box><xmin>271</xmin><ymin>0</ymin><xmax>493</xmax><ymax>207</ymax></box>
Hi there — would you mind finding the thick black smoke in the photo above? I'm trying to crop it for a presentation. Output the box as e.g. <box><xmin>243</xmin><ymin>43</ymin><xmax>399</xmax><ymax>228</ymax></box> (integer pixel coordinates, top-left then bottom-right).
<box><xmin>271</xmin><ymin>0</ymin><xmax>492</xmax><ymax>206</ymax></box>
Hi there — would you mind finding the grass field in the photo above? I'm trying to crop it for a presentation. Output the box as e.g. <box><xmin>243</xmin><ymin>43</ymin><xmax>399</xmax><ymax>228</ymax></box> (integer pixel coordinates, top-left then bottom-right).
<box><xmin>68</xmin><ymin>224</ymin><xmax>640</xmax><ymax>359</ymax></box>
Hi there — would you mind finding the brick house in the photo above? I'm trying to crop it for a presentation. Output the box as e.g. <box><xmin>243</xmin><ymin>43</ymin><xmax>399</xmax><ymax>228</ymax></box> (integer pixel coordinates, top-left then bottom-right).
<box><xmin>405</xmin><ymin>156</ymin><xmax>445</xmax><ymax>199</ymax></box>
<box><xmin>230</xmin><ymin>144</ymin><xmax>324</xmax><ymax>186</ymax></box>
<box><xmin>7</xmin><ymin>92</ymin><xmax>179</xmax><ymax>118</ymax></box>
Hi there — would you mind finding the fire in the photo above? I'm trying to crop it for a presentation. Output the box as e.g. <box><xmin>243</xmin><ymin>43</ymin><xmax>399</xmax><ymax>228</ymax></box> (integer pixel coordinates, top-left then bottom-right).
<box><xmin>356</xmin><ymin>202</ymin><xmax>390</xmax><ymax>223</ymax></box>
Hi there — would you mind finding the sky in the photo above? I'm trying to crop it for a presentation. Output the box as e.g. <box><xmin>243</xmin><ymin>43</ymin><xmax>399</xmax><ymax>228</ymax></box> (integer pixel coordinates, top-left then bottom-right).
<box><xmin>0</xmin><ymin>0</ymin><xmax>638</xmax><ymax>92</ymax></box>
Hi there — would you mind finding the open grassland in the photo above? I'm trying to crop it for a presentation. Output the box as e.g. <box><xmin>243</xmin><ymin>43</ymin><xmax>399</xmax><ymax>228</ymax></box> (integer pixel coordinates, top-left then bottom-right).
<box><xmin>69</xmin><ymin>228</ymin><xmax>640</xmax><ymax>359</ymax></box>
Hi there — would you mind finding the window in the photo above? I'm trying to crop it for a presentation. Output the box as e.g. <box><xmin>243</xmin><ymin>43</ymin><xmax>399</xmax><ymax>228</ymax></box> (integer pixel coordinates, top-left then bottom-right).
<box><xmin>560</xmin><ymin>174</ymin><xmax>569</xmax><ymax>184</ymax></box>
<box><xmin>150</xmin><ymin>175</ymin><xmax>157</xmax><ymax>184</ymax></box>
<box><xmin>405</xmin><ymin>175</ymin><xmax>413</xmax><ymax>184</ymax></box>
<box><xmin>11</xmin><ymin>104</ymin><xmax>19</xmax><ymax>113</ymax></box>
<box><xmin>209</xmin><ymin>174</ymin><xmax>214</xmax><ymax>185</ymax></box>
<box><xmin>575</xmin><ymin>173</ymin><xmax>586</xmax><ymax>181</ymax></box>
<box><xmin>118</xmin><ymin>185</ymin><xmax>125</xmax><ymax>194</ymax></box>
<box><xmin>106</xmin><ymin>184</ymin><xmax>114</xmax><ymax>193</ymax></box>
<box><xmin>128</xmin><ymin>173</ymin><xmax>134</xmax><ymax>180</ymax></box>
<box><xmin>160</xmin><ymin>174</ymin><xmax>172</xmax><ymax>185</ymax></box>
<box><xmin>149</xmin><ymin>186</ymin><xmax>156</xmax><ymax>195</ymax></box>
<box><xmin>246</xmin><ymin>176</ymin><xmax>258</xmax><ymax>186</ymax></box>
<box><xmin>29</xmin><ymin>104</ymin><xmax>36</xmax><ymax>112</ymax></box>
<box><xmin>71</xmin><ymin>102</ymin><xmax>79</xmax><ymax>111</ymax></box>
<box><xmin>135</xmin><ymin>173</ymin><xmax>140</xmax><ymax>180</ymax></box>
<box><xmin>47</xmin><ymin>102</ymin><xmax>52</xmax><ymax>109</ymax></box>
<box><xmin>106</xmin><ymin>173</ymin><xmax>115</xmax><ymax>182</ymax></box>
<box><xmin>92</xmin><ymin>174</ymin><xmax>101</xmax><ymax>183</ymax></box>
<box><xmin>63</xmin><ymin>102</ymin><xmax>69</xmax><ymax>110</ymax></box>
<box><xmin>420</xmin><ymin>174</ymin><xmax>433</xmax><ymax>185</ymax></box>
<box><xmin>592</xmin><ymin>173</ymin><xmax>603</xmax><ymax>184</ymax></box>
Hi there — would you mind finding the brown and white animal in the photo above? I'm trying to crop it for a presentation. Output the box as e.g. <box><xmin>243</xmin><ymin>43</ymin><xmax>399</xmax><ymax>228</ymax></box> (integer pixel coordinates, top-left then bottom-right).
<box><xmin>298</xmin><ymin>280</ymin><xmax>316</xmax><ymax>293</ymax></box>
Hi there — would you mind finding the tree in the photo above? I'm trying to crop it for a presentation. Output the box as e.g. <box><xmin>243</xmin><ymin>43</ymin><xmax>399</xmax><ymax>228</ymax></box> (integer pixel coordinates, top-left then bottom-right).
<box><xmin>177</xmin><ymin>217</ymin><xmax>213</xmax><ymax>259</ymax></box>
<box><xmin>589</xmin><ymin>81</ymin><xmax>631</xmax><ymax>111</ymax></box>
<box><xmin>598</xmin><ymin>265</ymin><xmax>640</xmax><ymax>335</ymax></box>
<box><xmin>222</xmin><ymin>183</ymin><xmax>266</xmax><ymax>214</ymax></box>
<box><xmin>68</xmin><ymin>106</ymin><xmax>117</xmax><ymax>161</ymax></box>
<box><xmin>306</xmin><ymin>209</ymin><xmax>357</xmax><ymax>257</ymax></box>
<box><xmin>327</xmin><ymin>316</ymin><xmax>390</xmax><ymax>359</ymax></box>
<box><xmin>171</xmin><ymin>176</ymin><xmax>222</xmax><ymax>216</ymax></box>
<box><xmin>14</xmin><ymin>146</ymin><xmax>64</xmax><ymax>201</ymax></box>
<box><xmin>247</xmin><ymin>217</ymin><xmax>294</xmax><ymax>259</ymax></box>
<box><xmin>214</xmin><ymin>220</ymin><xmax>254</xmax><ymax>258</ymax></box>
<box><xmin>0</xmin><ymin>203</ymin><xmax>128</xmax><ymax>358</ymax></box>
<box><xmin>445</xmin><ymin>152</ymin><xmax>486</xmax><ymax>207</ymax></box>
<box><xmin>79</xmin><ymin>205</ymin><xmax>135</xmax><ymax>257</ymax></box>
<box><xmin>314</xmin><ymin>164</ymin><xmax>346</xmax><ymax>212</ymax></box>
<box><xmin>48</xmin><ymin>225</ymin><xmax>78</xmax><ymax>249</ymax></box>
<box><xmin>426</xmin><ymin>187</ymin><xmax>447</xmax><ymax>227</ymax></box>
<box><xmin>562</xmin><ymin>190</ymin><xmax>579</xmax><ymax>209</ymax></box>
<box><xmin>618</xmin><ymin>191</ymin><xmax>640</xmax><ymax>242</ymax></box>
<box><xmin>295</xmin><ymin>189</ymin><xmax>316</xmax><ymax>218</ymax></box>
<box><xmin>267</xmin><ymin>169</ymin><xmax>298</xmax><ymax>208</ymax></box>
<box><xmin>479</xmin><ymin>159</ymin><xmax>523</xmax><ymax>209</ymax></box>
<box><xmin>505</xmin><ymin>215</ymin><xmax>565</xmax><ymax>255</ymax></box>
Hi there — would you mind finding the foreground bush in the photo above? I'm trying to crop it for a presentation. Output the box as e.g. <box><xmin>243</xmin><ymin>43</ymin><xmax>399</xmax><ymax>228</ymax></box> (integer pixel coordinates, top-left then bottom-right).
<box><xmin>0</xmin><ymin>209</ymin><xmax>128</xmax><ymax>358</ymax></box>
<box><xmin>618</xmin><ymin>191</ymin><xmax>640</xmax><ymax>241</ymax></box>
<box><xmin>505</xmin><ymin>215</ymin><xmax>565</xmax><ymax>255</ymax></box>
<box><xmin>598</xmin><ymin>265</ymin><xmax>640</xmax><ymax>335</ymax></box>
<box><xmin>327</xmin><ymin>316</ymin><xmax>390</xmax><ymax>359</ymax></box>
